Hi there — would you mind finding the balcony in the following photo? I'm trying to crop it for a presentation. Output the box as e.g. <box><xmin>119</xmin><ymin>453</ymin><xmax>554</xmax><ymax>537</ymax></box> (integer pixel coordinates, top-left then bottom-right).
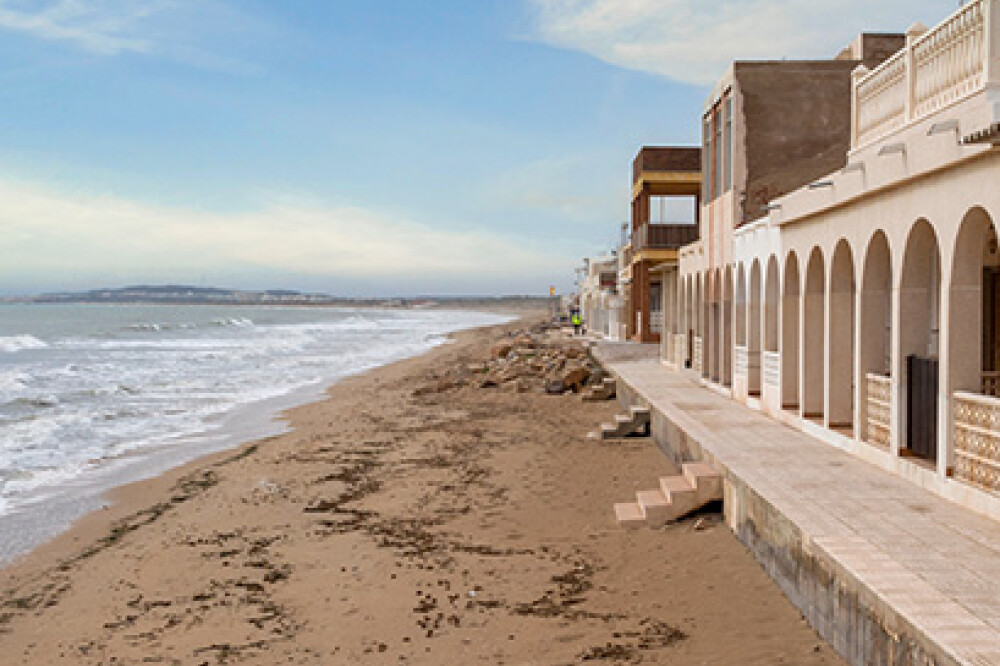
<box><xmin>852</xmin><ymin>0</ymin><xmax>999</xmax><ymax>149</ymax></box>
<box><xmin>633</xmin><ymin>224</ymin><xmax>699</xmax><ymax>251</ymax></box>
<box><xmin>632</xmin><ymin>147</ymin><xmax>702</xmax><ymax>184</ymax></box>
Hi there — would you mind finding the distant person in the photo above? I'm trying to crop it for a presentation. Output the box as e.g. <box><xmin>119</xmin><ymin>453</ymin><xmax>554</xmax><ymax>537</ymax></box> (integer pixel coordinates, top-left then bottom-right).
<box><xmin>571</xmin><ymin>312</ymin><xmax>583</xmax><ymax>335</ymax></box>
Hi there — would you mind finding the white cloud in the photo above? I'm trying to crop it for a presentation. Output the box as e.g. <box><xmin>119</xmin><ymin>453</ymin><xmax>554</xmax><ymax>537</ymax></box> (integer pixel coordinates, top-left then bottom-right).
<box><xmin>0</xmin><ymin>0</ymin><xmax>266</xmax><ymax>74</ymax></box>
<box><xmin>0</xmin><ymin>0</ymin><xmax>169</xmax><ymax>54</ymax></box>
<box><xmin>528</xmin><ymin>0</ymin><xmax>955</xmax><ymax>85</ymax></box>
<box><xmin>0</xmin><ymin>179</ymin><xmax>564</xmax><ymax>290</ymax></box>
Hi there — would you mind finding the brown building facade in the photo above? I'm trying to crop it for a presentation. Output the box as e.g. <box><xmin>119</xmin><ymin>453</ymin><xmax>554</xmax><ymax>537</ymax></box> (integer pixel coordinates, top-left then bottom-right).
<box><xmin>627</xmin><ymin>146</ymin><xmax>701</xmax><ymax>343</ymax></box>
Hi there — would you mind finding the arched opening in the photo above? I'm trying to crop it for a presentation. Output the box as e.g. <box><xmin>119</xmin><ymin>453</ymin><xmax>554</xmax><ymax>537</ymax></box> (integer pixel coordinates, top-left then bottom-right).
<box><xmin>859</xmin><ymin>231</ymin><xmax>892</xmax><ymax>446</ymax></box>
<box><xmin>684</xmin><ymin>276</ymin><xmax>693</xmax><ymax>368</ymax></box>
<box><xmin>710</xmin><ymin>269</ymin><xmax>722</xmax><ymax>383</ymax></box>
<box><xmin>949</xmin><ymin>208</ymin><xmax>999</xmax><ymax>482</ymax></box>
<box><xmin>694</xmin><ymin>274</ymin><xmax>704</xmax><ymax>374</ymax></box>
<box><xmin>950</xmin><ymin>207</ymin><xmax>998</xmax><ymax>394</ymax></box>
<box><xmin>782</xmin><ymin>253</ymin><xmax>801</xmax><ymax>411</ymax></box>
<box><xmin>899</xmin><ymin>220</ymin><xmax>941</xmax><ymax>464</ymax></box>
<box><xmin>748</xmin><ymin>259</ymin><xmax>762</xmax><ymax>396</ymax></box>
<box><xmin>829</xmin><ymin>241</ymin><xmax>856</xmax><ymax>433</ymax></box>
<box><xmin>722</xmin><ymin>265</ymin><xmax>733</xmax><ymax>387</ymax></box>
<box><xmin>764</xmin><ymin>256</ymin><xmax>780</xmax><ymax>353</ymax></box>
<box><xmin>706</xmin><ymin>272</ymin><xmax>715</xmax><ymax>378</ymax></box>
<box><xmin>804</xmin><ymin>248</ymin><xmax>825</xmax><ymax>422</ymax></box>
<box><xmin>735</xmin><ymin>263</ymin><xmax>747</xmax><ymax>347</ymax></box>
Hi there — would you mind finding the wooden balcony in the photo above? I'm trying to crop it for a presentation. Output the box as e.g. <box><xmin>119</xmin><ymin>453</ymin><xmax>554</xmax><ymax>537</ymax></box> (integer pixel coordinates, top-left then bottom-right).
<box><xmin>633</xmin><ymin>224</ymin><xmax>699</xmax><ymax>251</ymax></box>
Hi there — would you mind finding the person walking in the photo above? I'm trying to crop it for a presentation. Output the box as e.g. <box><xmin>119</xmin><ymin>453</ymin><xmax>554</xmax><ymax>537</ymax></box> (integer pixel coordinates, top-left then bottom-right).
<box><xmin>571</xmin><ymin>311</ymin><xmax>583</xmax><ymax>336</ymax></box>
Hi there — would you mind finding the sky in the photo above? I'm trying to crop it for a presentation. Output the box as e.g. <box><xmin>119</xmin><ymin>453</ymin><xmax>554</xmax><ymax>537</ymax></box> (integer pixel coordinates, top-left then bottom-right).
<box><xmin>0</xmin><ymin>0</ymin><xmax>956</xmax><ymax>296</ymax></box>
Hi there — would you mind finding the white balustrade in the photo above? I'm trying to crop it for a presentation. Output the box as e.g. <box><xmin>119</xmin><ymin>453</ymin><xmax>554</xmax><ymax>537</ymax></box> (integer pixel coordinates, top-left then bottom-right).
<box><xmin>693</xmin><ymin>336</ymin><xmax>703</xmax><ymax>373</ymax></box>
<box><xmin>954</xmin><ymin>390</ymin><xmax>1000</xmax><ymax>494</ymax></box>
<box><xmin>866</xmin><ymin>373</ymin><xmax>892</xmax><ymax>450</ymax></box>
<box><xmin>763</xmin><ymin>352</ymin><xmax>781</xmax><ymax>391</ymax></box>
<box><xmin>855</xmin><ymin>51</ymin><xmax>908</xmax><ymax>148</ymax></box>
<box><xmin>650</xmin><ymin>310</ymin><xmax>664</xmax><ymax>334</ymax></box>
<box><xmin>734</xmin><ymin>345</ymin><xmax>749</xmax><ymax>379</ymax></box>
<box><xmin>853</xmin><ymin>0</ymin><xmax>996</xmax><ymax>149</ymax></box>
<box><xmin>913</xmin><ymin>0</ymin><xmax>988</xmax><ymax>118</ymax></box>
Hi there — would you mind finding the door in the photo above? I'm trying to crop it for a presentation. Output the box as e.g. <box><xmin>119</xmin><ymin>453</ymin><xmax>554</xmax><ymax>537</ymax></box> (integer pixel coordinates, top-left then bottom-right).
<box><xmin>906</xmin><ymin>354</ymin><xmax>938</xmax><ymax>462</ymax></box>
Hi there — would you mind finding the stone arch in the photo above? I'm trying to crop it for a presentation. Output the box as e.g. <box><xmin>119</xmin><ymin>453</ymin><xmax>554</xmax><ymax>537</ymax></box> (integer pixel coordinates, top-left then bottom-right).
<box><xmin>722</xmin><ymin>265</ymin><xmax>733</xmax><ymax>387</ymax></box>
<box><xmin>748</xmin><ymin>259</ymin><xmax>763</xmax><ymax>396</ymax></box>
<box><xmin>764</xmin><ymin>256</ymin><xmax>780</xmax><ymax>353</ymax></box>
<box><xmin>683</xmin><ymin>275</ymin><xmax>693</xmax><ymax>367</ymax></box>
<box><xmin>859</xmin><ymin>230</ymin><xmax>892</xmax><ymax>444</ymax></box>
<box><xmin>783</xmin><ymin>252</ymin><xmax>801</xmax><ymax>411</ymax></box>
<box><xmin>829</xmin><ymin>240</ymin><xmax>856</xmax><ymax>432</ymax></box>
<box><xmin>899</xmin><ymin>219</ymin><xmax>941</xmax><ymax>463</ymax></box>
<box><xmin>804</xmin><ymin>247</ymin><xmax>825</xmax><ymax>421</ymax></box>
<box><xmin>736</xmin><ymin>263</ymin><xmax>747</xmax><ymax>347</ymax></box>
<box><xmin>710</xmin><ymin>268</ymin><xmax>724</xmax><ymax>383</ymax></box>
<box><xmin>949</xmin><ymin>206</ymin><xmax>997</xmax><ymax>396</ymax></box>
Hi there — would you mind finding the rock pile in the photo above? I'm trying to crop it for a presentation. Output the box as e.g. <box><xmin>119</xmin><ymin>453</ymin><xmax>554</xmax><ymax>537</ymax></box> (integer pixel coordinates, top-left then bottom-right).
<box><xmin>413</xmin><ymin>326</ymin><xmax>608</xmax><ymax>397</ymax></box>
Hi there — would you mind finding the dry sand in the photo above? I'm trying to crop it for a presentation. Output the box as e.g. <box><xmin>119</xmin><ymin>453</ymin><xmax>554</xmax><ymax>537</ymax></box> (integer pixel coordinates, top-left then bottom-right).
<box><xmin>0</xmin><ymin>318</ymin><xmax>844</xmax><ymax>665</ymax></box>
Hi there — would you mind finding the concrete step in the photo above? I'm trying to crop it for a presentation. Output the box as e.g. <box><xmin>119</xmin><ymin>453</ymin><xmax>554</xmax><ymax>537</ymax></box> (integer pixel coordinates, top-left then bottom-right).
<box><xmin>682</xmin><ymin>462</ymin><xmax>723</xmax><ymax>504</ymax></box>
<box><xmin>613</xmin><ymin>502</ymin><xmax>646</xmax><ymax>529</ymax></box>
<box><xmin>593</xmin><ymin>404</ymin><xmax>651</xmax><ymax>440</ymax></box>
<box><xmin>659</xmin><ymin>476</ymin><xmax>698</xmax><ymax>519</ymax></box>
<box><xmin>636</xmin><ymin>489</ymin><xmax>672</xmax><ymax>528</ymax></box>
<box><xmin>614</xmin><ymin>462</ymin><xmax>724</xmax><ymax>529</ymax></box>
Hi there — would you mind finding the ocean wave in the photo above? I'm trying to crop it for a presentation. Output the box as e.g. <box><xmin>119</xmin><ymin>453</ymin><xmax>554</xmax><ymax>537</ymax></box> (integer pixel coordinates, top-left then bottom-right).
<box><xmin>0</xmin><ymin>335</ymin><xmax>48</xmax><ymax>353</ymax></box>
<box><xmin>209</xmin><ymin>317</ymin><xmax>254</xmax><ymax>328</ymax></box>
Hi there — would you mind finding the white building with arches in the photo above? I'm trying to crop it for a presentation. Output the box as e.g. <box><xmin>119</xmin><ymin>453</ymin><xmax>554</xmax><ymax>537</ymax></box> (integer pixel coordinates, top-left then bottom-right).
<box><xmin>665</xmin><ymin>0</ymin><xmax>1000</xmax><ymax>516</ymax></box>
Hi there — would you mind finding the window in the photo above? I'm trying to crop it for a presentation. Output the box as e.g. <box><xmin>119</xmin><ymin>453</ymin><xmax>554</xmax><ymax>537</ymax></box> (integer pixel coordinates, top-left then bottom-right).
<box><xmin>713</xmin><ymin>107</ymin><xmax>723</xmax><ymax>199</ymax></box>
<box><xmin>724</xmin><ymin>96</ymin><xmax>733</xmax><ymax>192</ymax></box>
<box><xmin>702</xmin><ymin>116</ymin><xmax>712</xmax><ymax>201</ymax></box>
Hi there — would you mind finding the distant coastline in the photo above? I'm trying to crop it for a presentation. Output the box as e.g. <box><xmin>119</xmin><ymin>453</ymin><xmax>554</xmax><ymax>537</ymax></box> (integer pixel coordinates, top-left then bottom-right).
<box><xmin>0</xmin><ymin>284</ymin><xmax>552</xmax><ymax>309</ymax></box>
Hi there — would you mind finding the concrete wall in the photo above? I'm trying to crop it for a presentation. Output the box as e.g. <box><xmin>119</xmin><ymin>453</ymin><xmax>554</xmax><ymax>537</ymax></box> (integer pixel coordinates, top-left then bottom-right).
<box><xmin>734</xmin><ymin>61</ymin><xmax>857</xmax><ymax>226</ymax></box>
<box><xmin>836</xmin><ymin>33</ymin><xmax>906</xmax><ymax>70</ymax></box>
<box><xmin>612</xmin><ymin>377</ymin><xmax>964</xmax><ymax>666</ymax></box>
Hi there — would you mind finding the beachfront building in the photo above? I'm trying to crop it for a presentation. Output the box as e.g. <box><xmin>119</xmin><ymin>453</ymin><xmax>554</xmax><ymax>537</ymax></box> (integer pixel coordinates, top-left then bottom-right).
<box><xmin>626</xmin><ymin>146</ymin><xmax>700</xmax><ymax>344</ymax></box>
<box><xmin>672</xmin><ymin>34</ymin><xmax>905</xmax><ymax>385</ymax></box>
<box><xmin>579</xmin><ymin>254</ymin><xmax>619</xmax><ymax>338</ymax></box>
<box><xmin>662</xmin><ymin>0</ymin><xmax>1000</xmax><ymax>515</ymax></box>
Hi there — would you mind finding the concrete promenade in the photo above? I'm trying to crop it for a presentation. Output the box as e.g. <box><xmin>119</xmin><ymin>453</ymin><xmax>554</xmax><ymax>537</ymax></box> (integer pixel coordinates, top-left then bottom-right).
<box><xmin>596</xmin><ymin>344</ymin><xmax>1000</xmax><ymax>666</ymax></box>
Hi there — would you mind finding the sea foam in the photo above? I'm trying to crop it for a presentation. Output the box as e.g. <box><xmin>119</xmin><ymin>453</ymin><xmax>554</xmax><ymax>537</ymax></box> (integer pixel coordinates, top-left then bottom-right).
<box><xmin>0</xmin><ymin>335</ymin><xmax>48</xmax><ymax>353</ymax></box>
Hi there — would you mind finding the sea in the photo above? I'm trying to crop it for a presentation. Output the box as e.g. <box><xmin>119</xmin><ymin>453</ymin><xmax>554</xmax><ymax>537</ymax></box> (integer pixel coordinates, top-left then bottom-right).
<box><xmin>0</xmin><ymin>303</ymin><xmax>512</xmax><ymax>562</ymax></box>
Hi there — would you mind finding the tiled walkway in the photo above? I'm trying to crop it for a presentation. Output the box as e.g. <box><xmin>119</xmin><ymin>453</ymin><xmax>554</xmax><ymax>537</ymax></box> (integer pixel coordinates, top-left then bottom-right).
<box><xmin>599</xmin><ymin>351</ymin><xmax>1000</xmax><ymax>665</ymax></box>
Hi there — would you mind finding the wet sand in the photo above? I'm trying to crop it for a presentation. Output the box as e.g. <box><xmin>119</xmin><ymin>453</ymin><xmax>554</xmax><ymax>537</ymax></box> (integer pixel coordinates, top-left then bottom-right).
<box><xmin>0</xmin><ymin>318</ymin><xmax>844</xmax><ymax>665</ymax></box>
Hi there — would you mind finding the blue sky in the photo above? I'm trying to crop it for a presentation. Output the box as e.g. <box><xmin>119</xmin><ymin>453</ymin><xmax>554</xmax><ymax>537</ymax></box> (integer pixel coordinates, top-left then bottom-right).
<box><xmin>0</xmin><ymin>0</ymin><xmax>954</xmax><ymax>296</ymax></box>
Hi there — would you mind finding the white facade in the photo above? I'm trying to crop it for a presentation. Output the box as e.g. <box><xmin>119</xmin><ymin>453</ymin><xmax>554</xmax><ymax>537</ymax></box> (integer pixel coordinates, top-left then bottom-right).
<box><xmin>663</xmin><ymin>0</ymin><xmax>1000</xmax><ymax>519</ymax></box>
<box><xmin>579</xmin><ymin>255</ymin><xmax>619</xmax><ymax>339</ymax></box>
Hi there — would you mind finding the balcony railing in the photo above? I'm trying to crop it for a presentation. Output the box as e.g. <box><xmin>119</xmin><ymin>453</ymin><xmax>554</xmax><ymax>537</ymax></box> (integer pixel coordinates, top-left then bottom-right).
<box><xmin>633</xmin><ymin>224</ymin><xmax>699</xmax><ymax>251</ymax></box>
<box><xmin>650</xmin><ymin>310</ymin><xmax>664</xmax><ymax>334</ymax></box>
<box><xmin>763</xmin><ymin>352</ymin><xmax>781</xmax><ymax>391</ymax></box>
<box><xmin>866</xmin><ymin>373</ymin><xmax>892</xmax><ymax>449</ymax></box>
<box><xmin>954</xmin><ymin>390</ymin><xmax>1000</xmax><ymax>494</ymax></box>
<box><xmin>852</xmin><ymin>0</ymin><xmax>997</xmax><ymax>149</ymax></box>
<box><xmin>734</xmin><ymin>345</ymin><xmax>749</xmax><ymax>378</ymax></box>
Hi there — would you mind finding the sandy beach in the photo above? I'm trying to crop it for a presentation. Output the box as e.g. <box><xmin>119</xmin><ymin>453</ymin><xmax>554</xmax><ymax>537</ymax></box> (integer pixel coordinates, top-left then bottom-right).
<box><xmin>0</xmin><ymin>317</ymin><xmax>843</xmax><ymax>665</ymax></box>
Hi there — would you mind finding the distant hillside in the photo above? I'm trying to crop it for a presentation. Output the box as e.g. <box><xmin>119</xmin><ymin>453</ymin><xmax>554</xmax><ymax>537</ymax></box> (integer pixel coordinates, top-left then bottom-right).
<box><xmin>16</xmin><ymin>286</ymin><xmax>552</xmax><ymax>309</ymax></box>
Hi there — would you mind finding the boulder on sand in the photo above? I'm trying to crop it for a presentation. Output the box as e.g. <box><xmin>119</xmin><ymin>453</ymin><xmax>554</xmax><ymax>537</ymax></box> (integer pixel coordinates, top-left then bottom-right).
<box><xmin>491</xmin><ymin>342</ymin><xmax>513</xmax><ymax>359</ymax></box>
<box><xmin>560</xmin><ymin>365</ymin><xmax>590</xmax><ymax>392</ymax></box>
